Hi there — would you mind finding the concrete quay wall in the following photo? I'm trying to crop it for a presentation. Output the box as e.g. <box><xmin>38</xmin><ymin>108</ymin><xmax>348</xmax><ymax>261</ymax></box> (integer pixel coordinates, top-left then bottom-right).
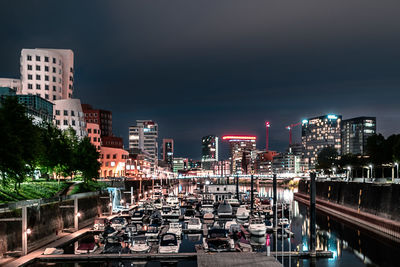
<box><xmin>298</xmin><ymin>180</ymin><xmax>400</xmax><ymax>222</ymax></box>
<box><xmin>0</xmin><ymin>194</ymin><xmax>108</xmax><ymax>256</ymax></box>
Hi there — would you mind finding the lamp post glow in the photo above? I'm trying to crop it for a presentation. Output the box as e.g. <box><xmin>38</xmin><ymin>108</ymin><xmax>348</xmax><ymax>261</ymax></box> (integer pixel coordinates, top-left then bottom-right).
<box><xmin>395</xmin><ymin>163</ymin><xmax>399</xmax><ymax>180</ymax></box>
<box><xmin>347</xmin><ymin>166</ymin><xmax>351</xmax><ymax>181</ymax></box>
<box><xmin>369</xmin><ymin>164</ymin><xmax>373</xmax><ymax>180</ymax></box>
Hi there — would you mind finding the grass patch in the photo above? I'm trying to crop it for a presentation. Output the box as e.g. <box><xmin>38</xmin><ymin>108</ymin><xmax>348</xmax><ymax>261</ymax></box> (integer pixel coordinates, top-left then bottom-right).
<box><xmin>68</xmin><ymin>180</ymin><xmax>107</xmax><ymax>195</ymax></box>
<box><xmin>0</xmin><ymin>180</ymin><xmax>69</xmax><ymax>204</ymax></box>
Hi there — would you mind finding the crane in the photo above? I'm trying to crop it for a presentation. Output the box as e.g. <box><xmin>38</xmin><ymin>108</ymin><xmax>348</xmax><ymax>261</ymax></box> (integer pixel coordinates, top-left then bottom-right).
<box><xmin>286</xmin><ymin>122</ymin><xmax>301</xmax><ymax>145</ymax></box>
<box><xmin>265</xmin><ymin>121</ymin><xmax>270</xmax><ymax>151</ymax></box>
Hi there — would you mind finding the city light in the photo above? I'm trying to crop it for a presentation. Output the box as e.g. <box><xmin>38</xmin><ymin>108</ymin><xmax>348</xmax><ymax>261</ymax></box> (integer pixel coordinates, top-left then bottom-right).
<box><xmin>327</xmin><ymin>114</ymin><xmax>338</xmax><ymax>120</ymax></box>
<box><xmin>26</xmin><ymin>228</ymin><xmax>32</xmax><ymax>235</ymax></box>
<box><xmin>222</xmin><ymin>135</ymin><xmax>257</xmax><ymax>140</ymax></box>
<box><xmin>77</xmin><ymin>212</ymin><xmax>81</xmax><ymax>218</ymax></box>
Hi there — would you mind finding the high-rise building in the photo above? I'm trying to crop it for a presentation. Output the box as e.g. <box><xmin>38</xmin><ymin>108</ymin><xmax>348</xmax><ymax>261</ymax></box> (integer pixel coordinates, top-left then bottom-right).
<box><xmin>53</xmin><ymin>99</ymin><xmax>87</xmax><ymax>138</ymax></box>
<box><xmin>201</xmin><ymin>135</ymin><xmax>218</xmax><ymax>170</ymax></box>
<box><xmin>222</xmin><ymin>135</ymin><xmax>257</xmax><ymax>174</ymax></box>
<box><xmin>302</xmin><ymin>114</ymin><xmax>342</xmax><ymax>168</ymax></box>
<box><xmin>341</xmin><ymin>117</ymin><xmax>376</xmax><ymax>156</ymax></box>
<box><xmin>162</xmin><ymin>139</ymin><xmax>174</xmax><ymax>168</ymax></box>
<box><xmin>129</xmin><ymin>120</ymin><xmax>158</xmax><ymax>171</ymax></box>
<box><xmin>81</xmin><ymin>104</ymin><xmax>113</xmax><ymax>137</ymax></box>
<box><xmin>20</xmin><ymin>49</ymin><xmax>74</xmax><ymax>101</ymax></box>
<box><xmin>0</xmin><ymin>78</ymin><xmax>21</xmax><ymax>93</ymax></box>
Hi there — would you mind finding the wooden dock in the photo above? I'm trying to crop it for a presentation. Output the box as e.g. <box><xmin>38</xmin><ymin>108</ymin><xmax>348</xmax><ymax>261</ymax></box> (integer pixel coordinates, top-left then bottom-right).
<box><xmin>197</xmin><ymin>252</ymin><xmax>282</xmax><ymax>267</ymax></box>
<box><xmin>36</xmin><ymin>253</ymin><xmax>197</xmax><ymax>262</ymax></box>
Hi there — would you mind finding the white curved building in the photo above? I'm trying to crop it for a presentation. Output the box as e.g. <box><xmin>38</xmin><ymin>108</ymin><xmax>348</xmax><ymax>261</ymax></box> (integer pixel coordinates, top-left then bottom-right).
<box><xmin>0</xmin><ymin>78</ymin><xmax>22</xmax><ymax>93</ymax></box>
<box><xmin>54</xmin><ymin>99</ymin><xmax>87</xmax><ymax>139</ymax></box>
<box><xmin>20</xmin><ymin>48</ymin><xmax>74</xmax><ymax>102</ymax></box>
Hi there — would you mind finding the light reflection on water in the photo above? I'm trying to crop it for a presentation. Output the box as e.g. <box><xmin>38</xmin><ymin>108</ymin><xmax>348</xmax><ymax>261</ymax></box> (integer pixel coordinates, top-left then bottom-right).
<box><xmin>31</xmin><ymin>181</ymin><xmax>400</xmax><ymax>267</ymax></box>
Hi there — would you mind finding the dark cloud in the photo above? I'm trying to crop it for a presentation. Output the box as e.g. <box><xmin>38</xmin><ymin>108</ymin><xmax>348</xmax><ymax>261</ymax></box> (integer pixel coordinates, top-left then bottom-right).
<box><xmin>1</xmin><ymin>0</ymin><xmax>400</xmax><ymax>159</ymax></box>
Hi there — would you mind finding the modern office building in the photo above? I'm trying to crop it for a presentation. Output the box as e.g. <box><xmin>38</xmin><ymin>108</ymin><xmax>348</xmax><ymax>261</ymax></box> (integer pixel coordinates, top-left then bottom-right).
<box><xmin>173</xmin><ymin>157</ymin><xmax>189</xmax><ymax>173</ymax></box>
<box><xmin>272</xmin><ymin>149</ymin><xmax>308</xmax><ymax>175</ymax></box>
<box><xmin>162</xmin><ymin>138</ymin><xmax>174</xmax><ymax>168</ymax></box>
<box><xmin>53</xmin><ymin>98</ymin><xmax>87</xmax><ymax>138</ymax></box>
<box><xmin>0</xmin><ymin>87</ymin><xmax>53</xmax><ymax>123</ymax></box>
<box><xmin>0</xmin><ymin>78</ymin><xmax>21</xmax><ymax>93</ymax></box>
<box><xmin>201</xmin><ymin>135</ymin><xmax>218</xmax><ymax>170</ymax></box>
<box><xmin>20</xmin><ymin>48</ymin><xmax>74</xmax><ymax>101</ymax></box>
<box><xmin>301</xmin><ymin>114</ymin><xmax>342</xmax><ymax>168</ymax></box>
<box><xmin>129</xmin><ymin>120</ymin><xmax>158</xmax><ymax>171</ymax></box>
<box><xmin>222</xmin><ymin>135</ymin><xmax>257</xmax><ymax>174</ymax></box>
<box><xmin>81</xmin><ymin>104</ymin><xmax>113</xmax><ymax>137</ymax></box>
<box><xmin>341</xmin><ymin>117</ymin><xmax>376</xmax><ymax>156</ymax></box>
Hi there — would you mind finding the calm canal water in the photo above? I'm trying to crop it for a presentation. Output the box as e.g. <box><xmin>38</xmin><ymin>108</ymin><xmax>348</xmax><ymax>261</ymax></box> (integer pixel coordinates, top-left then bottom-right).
<box><xmin>30</xmin><ymin>182</ymin><xmax>399</xmax><ymax>267</ymax></box>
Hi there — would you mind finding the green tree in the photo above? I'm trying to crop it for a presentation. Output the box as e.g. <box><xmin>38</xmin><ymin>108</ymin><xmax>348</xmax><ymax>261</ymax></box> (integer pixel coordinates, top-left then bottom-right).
<box><xmin>0</xmin><ymin>97</ymin><xmax>42</xmax><ymax>190</ymax></box>
<box><xmin>316</xmin><ymin>146</ymin><xmax>338</xmax><ymax>172</ymax></box>
<box><xmin>75</xmin><ymin>137</ymin><xmax>101</xmax><ymax>183</ymax></box>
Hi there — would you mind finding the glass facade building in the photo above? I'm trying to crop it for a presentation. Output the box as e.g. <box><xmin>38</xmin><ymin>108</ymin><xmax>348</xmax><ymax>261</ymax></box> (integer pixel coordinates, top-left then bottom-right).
<box><xmin>341</xmin><ymin>117</ymin><xmax>376</xmax><ymax>156</ymax></box>
<box><xmin>301</xmin><ymin>114</ymin><xmax>342</xmax><ymax>168</ymax></box>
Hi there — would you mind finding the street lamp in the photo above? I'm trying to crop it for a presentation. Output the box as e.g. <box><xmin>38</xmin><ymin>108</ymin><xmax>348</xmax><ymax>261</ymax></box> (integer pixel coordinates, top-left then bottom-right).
<box><xmin>369</xmin><ymin>164</ymin><xmax>373</xmax><ymax>180</ymax></box>
<box><xmin>347</xmin><ymin>166</ymin><xmax>351</xmax><ymax>181</ymax></box>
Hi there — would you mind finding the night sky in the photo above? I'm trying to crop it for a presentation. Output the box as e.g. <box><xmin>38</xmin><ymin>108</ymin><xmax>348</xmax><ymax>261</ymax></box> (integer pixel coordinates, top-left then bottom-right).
<box><xmin>1</xmin><ymin>0</ymin><xmax>400</xmax><ymax>160</ymax></box>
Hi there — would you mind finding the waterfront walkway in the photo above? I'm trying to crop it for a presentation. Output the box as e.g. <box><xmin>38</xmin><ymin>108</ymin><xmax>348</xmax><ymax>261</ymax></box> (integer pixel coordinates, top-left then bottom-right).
<box><xmin>197</xmin><ymin>253</ymin><xmax>281</xmax><ymax>267</ymax></box>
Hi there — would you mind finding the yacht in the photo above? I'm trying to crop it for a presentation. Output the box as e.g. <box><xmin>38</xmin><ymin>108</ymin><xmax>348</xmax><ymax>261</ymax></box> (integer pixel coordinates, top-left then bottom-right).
<box><xmin>153</xmin><ymin>198</ymin><xmax>163</xmax><ymax>210</ymax></box>
<box><xmin>110</xmin><ymin>217</ymin><xmax>127</xmax><ymax>231</ymax></box>
<box><xmin>236</xmin><ymin>205</ymin><xmax>250</xmax><ymax>221</ymax></box>
<box><xmin>225</xmin><ymin>220</ymin><xmax>240</xmax><ymax>233</ymax></box>
<box><xmin>145</xmin><ymin>224</ymin><xmax>160</xmax><ymax>241</ymax></box>
<box><xmin>131</xmin><ymin>210</ymin><xmax>145</xmax><ymax>224</ymax></box>
<box><xmin>167</xmin><ymin>222</ymin><xmax>182</xmax><ymax>239</ymax></box>
<box><xmin>93</xmin><ymin>218</ymin><xmax>109</xmax><ymax>231</ymax></box>
<box><xmin>203</xmin><ymin>212</ymin><xmax>214</xmax><ymax>221</ymax></box>
<box><xmin>248</xmin><ymin>217</ymin><xmax>267</xmax><ymax>236</ymax></box>
<box><xmin>217</xmin><ymin>200</ymin><xmax>233</xmax><ymax>218</ymax></box>
<box><xmin>166</xmin><ymin>196</ymin><xmax>179</xmax><ymax>207</ymax></box>
<box><xmin>226</xmin><ymin>198</ymin><xmax>240</xmax><ymax>208</ymax></box>
<box><xmin>187</xmin><ymin>217</ymin><xmax>202</xmax><ymax>231</ymax></box>
<box><xmin>162</xmin><ymin>205</ymin><xmax>180</xmax><ymax>222</ymax></box>
<box><xmin>203</xmin><ymin>228</ymin><xmax>235</xmax><ymax>252</ymax></box>
<box><xmin>158</xmin><ymin>233</ymin><xmax>180</xmax><ymax>253</ymax></box>
<box><xmin>131</xmin><ymin>235</ymin><xmax>151</xmax><ymax>253</ymax></box>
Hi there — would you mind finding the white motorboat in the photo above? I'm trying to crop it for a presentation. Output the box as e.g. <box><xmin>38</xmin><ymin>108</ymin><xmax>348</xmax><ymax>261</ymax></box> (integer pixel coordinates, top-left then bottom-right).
<box><xmin>130</xmin><ymin>235</ymin><xmax>151</xmax><ymax>253</ymax></box>
<box><xmin>167</xmin><ymin>222</ymin><xmax>182</xmax><ymax>239</ymax></box>
<box><xmin>187</xmin><ymin>218</ymin><xmax>202</xmax><ymax>231</ymax></box>
<box><xmin>217</xmin><ymin>200</ymin><xmax>233</xmax><ymax>217</ymax></box>
<box><xmin>248</xmin><ymin>217</ymin><xmax>267</xmax><ymax>236</ymax></box>
<box><xmin>158</xmin><ymin>233</ymin><xmax>180</xmax><ymax>253</ymax></box>
<box><xmin>236</xmin><ymin>205</ymin><xmax>250</xmax><ymax>221</ymax></box>
<box><xmin>202</xmin><ymin>228</ymin><xmax>235</xmax><ymax>252</ymax></box>
<box><xmin>144</xmin><ymin>225</ymin><xmax>160</xmax><ymax>241</ymax></box>
<box><xmin>166</xmin><ymin>196</ymin><xmax>179</xmax><ymax>207</ymax></box>
<box><xmin>93</xmin><ymin>218</ymin><xmax>109</xmax><ymax>231</ymax></box>
<box><xmin>43</xmin><ymin>247</ymin><xmax>64</xmax><ymax>255</ymax></box>
<box><xmin>110</xmin><ymin>217</ymin><xmax>127</xmax><ymax>231</ymax></box>
<box><xmin>226</xmin><ymin>198</ymin><xmax>240</xmax><ymax>208</ymax></box>
<box><xmin>225</xmin><ymin>220</ymin><xmax>240</xmax><ymax>233</ymax></box>
<box><xmin>131</xmin><ymin>210</ymin><xmax>145</xmax><ymax>224</ymax></box>
<box><xmin>203</xmin><ymin>212</ymin><xmax>214</xmax><ymax>220</ymax></box>
<box><xmin>162</xmin><ymin>205</ymin><xmax>180</xmax><ymax>222</ymax></box>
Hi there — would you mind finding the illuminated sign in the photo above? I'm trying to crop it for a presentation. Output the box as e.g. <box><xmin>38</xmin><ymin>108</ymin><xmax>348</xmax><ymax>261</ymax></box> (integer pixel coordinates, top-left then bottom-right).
<box><xmin>222</xmin><ymin>135</ymin><xmax>257</xmax><ymax>141</ymax></box>
<box><xmin>302</xmin><ymin>119</ymin><xmax>308</xmax><ymax>124</ymax></box>
<box><xmin>327</xmin><ymin>114</ymin><xmax>338</xmax><ymax>120</ymax></box>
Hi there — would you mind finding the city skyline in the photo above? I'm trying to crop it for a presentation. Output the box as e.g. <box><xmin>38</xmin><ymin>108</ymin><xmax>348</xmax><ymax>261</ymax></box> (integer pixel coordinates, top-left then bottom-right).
<box><xmin>1</xmin><ymin>0</ymin><xmax>400</xmax><ymax>159</ymax></box>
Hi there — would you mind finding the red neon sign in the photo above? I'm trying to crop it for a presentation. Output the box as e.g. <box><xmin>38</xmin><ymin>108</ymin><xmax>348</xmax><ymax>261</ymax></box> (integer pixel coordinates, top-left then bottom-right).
<box><xmin>222</xmin><ymin>135</ymin><xmax>257</xmax><ymax>140</ymax></box>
